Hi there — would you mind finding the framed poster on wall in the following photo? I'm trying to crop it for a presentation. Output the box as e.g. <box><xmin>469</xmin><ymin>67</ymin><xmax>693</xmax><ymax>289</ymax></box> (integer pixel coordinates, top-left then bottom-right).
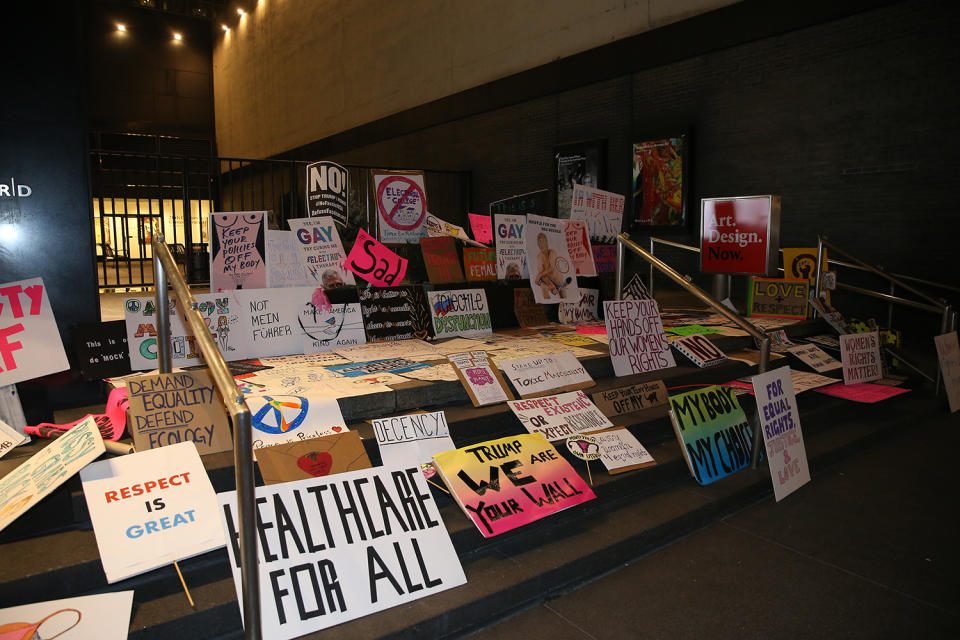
<box><xmin>555</xmin><ymin>139</ymin><xmax>606</xmax><ymax>218</ymax></box>
<box><xmin>630</xmin><ymin>133</ymin><xmax>689</xmax><ymax>232</ymax></box>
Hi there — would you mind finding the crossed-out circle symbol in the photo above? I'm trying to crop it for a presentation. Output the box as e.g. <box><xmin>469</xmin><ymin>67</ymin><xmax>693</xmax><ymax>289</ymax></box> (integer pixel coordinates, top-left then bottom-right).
<box><xmin>252</xmin><ymin>395</ymin><xmax>309</xmax><ymax>434</ymax></box>
<box><xmin>376</xmin><ymin>176</ymin><xmax>426</xmax><ymax>231</ymax></box>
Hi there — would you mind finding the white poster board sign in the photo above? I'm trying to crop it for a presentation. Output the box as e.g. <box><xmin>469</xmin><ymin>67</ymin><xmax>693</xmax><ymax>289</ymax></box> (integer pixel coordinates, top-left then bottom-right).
<box><xmin>427</xmin><ymin>289</ymin><xmax>493</xmax><ymax>338</ymax></box>
<box><xmin>287</xmin><ymin>217</ymin><xmax>356</xmax><ymax>288</ymax></box>
<box><xmin>751</xmin><ymin>366</ymin><xmax>811</xmax><ymax>501</ymax></box>
<box><xmin>0</xmin><ymin>277</ymin><xmax>69</xmax><ymax>386</ymax></box>
<box><xmin>839</xmin><ymin>331</ymin><xmax>882</xmax><ymax>384</ymax></box>
<box><xmin>300</xmin><ymin>302</ymin><xmax>367</xmax><ymax>353</ymax></box>
<box><xmin>266</xmin><ymin>230</ymin><xmax>313</xmax><ymax>288</ymax></box>
<box><xmin>525</xmin><ymin>214</ymin><xmax>579</xmax><ymax>303</ymax></box>
<box><xmin>558</xmin><ymin>288</ymin><xmax>599</xmax><ymax>324</ymax></box>
<box><xmin>499</xmin><ymin>352</ymin><xmax>593</xmax><ymax>396</ymax></box>
<box><xmin>374</xmin><ymin>171</ymin><xmax>428</xmax><ymax>244</ymax></box>
<box><xmin>372</xmin><ymin>411</ymin><xmax>455</xmax><ymax>467</ymax></box>
<box><xmin>494</xmin><ymin>214</ymin><xmax>528</xmax><ymax>279</ymax></box>
<box><xmin>934</xmin><ymin>331</ymin><xmax>960</xmax><ymax>413</ymax></box>
<box><xmin>569</xmin><ymin>183</ymin><xmax>625</xmax><ymax>243</ymax></box>
<box><xmin>0</xmin><ymin>416</ymin><xmax>28</xmax><ymax>459</ymax></box>
<box><xmin>604</xmin><ymin>299</ymin><xmax>676</xmax><ymax>376</ymax></box>
<box><xmin>592</xmin><ymin>429</ymin><xmax>656</xmax><ymax>473</ymax></box>
<box><xmin>248</xmin><ymin>394</ymin><xmax>348</xmax><ymax>449</ymax></box>
<box><xmin>508</xmin><ymin>390</ymin><xmax>612</xmax><ymax>441</ymax></box>
<box><xmin>788</xmin><ymin>343</ymin><xmax>842</xmax><ymax>373</ymax></box>
<box><xmin>0</xmin><ymin>592</ymin><xmax>134</xmax><ymax>640</ymax></box>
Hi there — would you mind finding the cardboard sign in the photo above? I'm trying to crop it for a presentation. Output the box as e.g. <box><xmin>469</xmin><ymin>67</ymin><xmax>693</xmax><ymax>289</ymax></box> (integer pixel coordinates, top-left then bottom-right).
<box><xmin>569</xmin><ymin>184</ymin><xmax>625</xmax><ymax>243</ymax></box>
<box><xmin>508</xmin><ymin>390</ymin><xmax>613</xmax><ymax>441</ymax></box>
<box><xmin>463</xmin><ymin>247</ymin><xmax>497</xmax><ymax>281</ymax></box>
<box><xmin>513</xmin><ymin>289</ymin><xmax>549</xmax><ymax>328</ymax></box>
<box><xmin>591</xmin><ymin>380</ymin><xmax>668</xmax><ymax>417</ymax></box>
<box><xmin>266</xmin><ymin>230</ymin><xmax>314</xmax><ymax>288</ymax></box>
<box><xmin>427</xmin><ymin>289</ymin><xmax>492</xmax><ymax>338</ymax></box>
<box><xmin>0</xmin><ymin>277</ymin><xmax>69</xmax><ymax>386</ymax></box>
<box><xmin>840</xmin><ymin>331</ymin><xmax>882</xmax><ymax>384</ymax></box>
<box><xmin>433</xmin><ymin>433</ymin><xmax>595</xmax><ymax>537</ymax></box>
<box><xmin>358</xmin><ymin>286</ymin><xmax>433</xmax><ymax>342</ymax></box>
<box><xmin>0</xmin><ymin>592</ymin><xmax>133</xmax><ymax>640</ymax></box>
<box><xmin>495</xmin><ymin>213</ymin><xmax>528</xmax><ymax>279</ymax></box>
<box><xmin>668</xmin><ymin>386</ymin><xmax>753</xmax><ymax>485</ymax></box>
<box><xmin>218</xmin><ymin>466</ymin><xmax>466</xmax><ymax>637</ymax></box>
<box><xmin>0</xmin><ymin>417</ymin><xmax>28</xmax><ymax>460</ymax></box>
<box><xmin>80</xmin><ymin>441</ymin><xmax>225</xmax><ymax>583</ymax></box>
<box><xmin>537</xmin><ymin>333</ymin><xmax>600</xmax><ymax>348</ymax></box>
<box><xmin>747</xmin><ymin>277</ymin><xmax>809</xmax><ymax>319</ymax></box>
<box><xmin>373</xmin><ymin>410</ymin><xmax>455</xmax><ymax>468</ymax></box>
<box><xmin>592</xmin><ymin>429</ymin><xmax>656</xmax><ymax>473</ymax></box>
<box><xmin>210</xmin><ymin>211</ymin><xmax>268</xmax><ymax>292</ymax></box>
<box><xmin>751</xmin><ymin>367</ymin><xmax>811</xmax><ymax>501</ymax></box>
<box><xmin>672</xmin><ymin>333</ymin><xmax>726</xmax><ymax>367</ymax></box>
<box><xmin>468</xmin><ymin>213</ymin><xmax>493</xmax><ymax>244</ymax></box>
<box><xmin>558</xmin><ymin>288</ymin><xmax>599</xmax><ymax>324</ymax></box>
<box><xmin>604</xmin><ymin>299</ymin><xmax>676</xmax><ymax>376</ymax></box>
<box><xmin>373</xmin><ymin>170</ymin><xmax>428</xmax><ymax>243</ymax></box>
<box><xmin>72</xmin><ymin>320</ymin><xmax>131</xmax><ymax>381</ymax></box>
<box><xmin>563</xmin><ymin>219</ymin><xmax>597</xmax><ymax>276</ymax></box>
<box><xmin>0</xmin><ymin>416</ymin><xmax>105</xmax><ymax>533</ymax></box>
<box><xmin>420</xmin><ymin>236</ymin><xmax>464</xmax><ymax>284</ymax></box>
<box><xmin>448</xmin><ymin>352</ymin><xmax>513</xmax><ymax>407</ymax></box>
<box><xmin>788</xmin><ymin>343</ymin><xmax>842</xmax><ymax>373</ymax></box>
<box><xmin>345</xmin><ymin>228</ymin><xmax>408</xmax><ymax>287</ymax></box>
<box><xmin>288</xmin><ymin>217</ymin><xmax>356</xmax><ymax>288</ymax></box>
<box><xmin>305</xmin><ymin>161</ymin><xmax>349</xmax><ymax>225</ymax></box>
<box><xmin>254</xmin><ymin>432</ymin><xmax>372</xmax><ymax>485</ymax></box>
<box><xmin>700</xmin><ymin>195</ymin><xmax>780</xmax><ymax>275</ymax></box>
<box><xmin>500</xmin><ymin>352</ymin><xmax>593</xmax><ymax>397</ymax></box>
<box><xmin>592</xmin><ymin>245</ymin><xmax>616</xmax><ymax>273</ymax></box>
<box><xmin>934</xmin><ymin>332</ymin><xmax>960</xmax><ymax>413</ymax></box>
<box><xmin>126</xmin><ymin>370</ymin><xmax>232</xmax><ymax>455</ymax></box>
<box><xmin>300</xmin><ymin>302</ymin><xmax>367</xmax><ymax>353</ymax></box>
<box><xmin>526</xmin><ymin>214</ymin><xmax>580</xmax><ymax>303</ymax></box>
<box><xmin>248</xmin><ymin>394</ymin><xmax>347</xmax><ymax>449</ymax></box>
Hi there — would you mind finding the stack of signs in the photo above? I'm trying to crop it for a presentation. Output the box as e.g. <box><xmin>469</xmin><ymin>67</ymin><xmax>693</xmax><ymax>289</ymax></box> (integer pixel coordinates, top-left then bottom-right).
<box><xmin>420</xmin><ymin>237</ymin><xmax>464</xmax><ymax>283</ymax></box>
<box><xmin>467</xmin><ymin>213</ymin><xmax>493</xmax><ymax>244</ymax></box>
<box><xmin>751</xmin><ymin>367</ymin><xmax>811</xmax><ymax>501</ymax></box>
<box><xmin>787</xmin><ymin>343</ymin><xmax>842</xmax><ymax>373</ymax></box>
<box><xmin>266</xmin><ymin>230</ymin><xmax>313</xmax><ymax>288</ymax></box>
<box><xmin>0</xmin><ymin>277</ymin><xmax>69</xmax><ymax>387</ymax></box>
<box><xmin>463</xmin><ymin>247</ymin><xmax>497</xmax><ymax>281</ymax></box>
<box><xmin>247</xmin><ymin>395</ymin><xmax>347</xmax><ymax>449</ymax></box>
<box><xmin>563</xmin><ymin>219</ymin><xmax>596</xmax><ymax>276</ymax></box>
<box><xmin>494</xmin><ymin>214</ymin><xmax>528</xmax><ymax>279</ymax></box>
<box><xmin>254</xmin><ymin>432</ymin><xmax>372</xmax><ymax>485</ymax></box>
<box><xmin>80</xmin><ymin>441</ymin><xmax>225</xmax><ymax>583</ymax></box>
<box><xmin>433</xmin><ymin>433</ymin><xmax>595</xmax><ymax>537</ymax></box>
<box><xmin>345</xmin><ymin>229</ymin><xmax>409</xmax><ymax>287</ymax></box>
<box><xmin>591</xmin><ymin>380</ymin><xmax>668</xmax><ymax>419</ymax></box>
<box><xmin>934</xmin><ymin>331</ymin><xmax>960</xmax><ymax>412</ymax></box>
<box><xmin>508</xmin><ymin>390</ymin><xmax>613</xmax><ymax>441</ymax></box>
<box><xmin>209</xmin><ymin>211</ymin><xmax>268</xmax><ymax>292</ymax></box>
<box><xmin>288</xmin><ymin>217</ymin><xmax>355</xmax><ymax>288</ymax></box>
<box><xmin>590</xmin><ymin>429</ymin><xmax>656</xmax><ymax>474</ymax></box>
<box><xmin>513</xmin><ymin>289</ymin><xmax>549</xmax><ymax>328</ymax></box>
<box><xmin>569</xmin><ymin>184</ymin><xmax>625</xmax><ymax>243</ymax></box>
<box><xmin>525</xmin><ymin>214</ymin><xmax>579</xmax><ymax>303</ymax></box>
<box><xmin>358</xmin><ymin>286</ymin><xmax>433</xmax><ymax>342</ymax></box>
<box><xmin>372</xmin><ymin>411</ymin><xmax>456</xmax><ymax>468</ymax></box>
<box><xmin>499</xmin><ymin>352</ymin><xmax>593</xmax><ymax>397</ymax></box>
<box><xmin>668</xmin><ymin>386</ymin><xmax>753</xmax><ymax>485</ymax></box>
<box><xmin>839</xmin><ymin>331</ymin><xmax>882</xmax><ymax>384</ymax></box>
<box><xmin>373</xmin><ymin>169</ymin><xmax>428</xmax><ymax>243</ymax></box>
<box><xmin>672</xmin><ymin>334</ymin><xmax>726</xmax><ymax>367</ymax></box>
<box><xmin>305</xmin><ymin>161</ymin><xmax>349</xmax><ymax>225</ymax></box>
<box><xmin>559</xmin><ymin>288</ymin><xmax>599</xmax><ymax>324</ymax></box>
<box><xmin>427</xmin><ymin>289</ymin><xmax>492</xmax><ymax>338</ymax></box>
<box><xmin>448</xmin><ymin>351</ymin><xmax>513</xmax><ymax>407</ymax></box>
<box><xmin>747</xmin><ymin>277</ymin><xmax>809</xmax><ymax>319</ymax></box>
<box><xmin>604</xmin><ymin>299</ymin><xmax>676</xmax><ymax>376</ymax></box>
<box><xmin>125</xmin><ymin>370</ymin><xmax>233</xmax><ymax>455</ymax></box>
<box><xmin>218</xmin><ymin>466</ymin><xmax>466</xmax><ymax>638</ymax></box>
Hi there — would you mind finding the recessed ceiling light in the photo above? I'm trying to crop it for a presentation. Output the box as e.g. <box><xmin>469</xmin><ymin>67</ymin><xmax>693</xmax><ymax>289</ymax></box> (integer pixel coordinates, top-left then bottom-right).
<box><xmin>116</xmin><ymin>24</ymin><xmax>126</xmax><ymax>32</ymax></box>
<box><xmin>173</xmin><ymin>32</ymin><xmax>182</xmax><ymax>41</ymax></box>
<box><xmin>237</xmin><ymin>8</ymin><xmax>246</xmax><ymax>16</ymax></box>
<box><xmin>221</xmin><ymin>24</ymin><xmax>230</xmax><ymax>32</ymax></box>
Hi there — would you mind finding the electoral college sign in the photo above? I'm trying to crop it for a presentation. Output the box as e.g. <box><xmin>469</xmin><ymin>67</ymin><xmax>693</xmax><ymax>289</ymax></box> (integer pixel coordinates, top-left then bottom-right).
<box><xmin>668</xmin><ymin>386</ymin><xmax>753</xmax><ymax>485</ymax></box>
<box><xmin>217</xmin><ymin>465</ymin><xmax>466</xmax><ymax>638</ymax></box>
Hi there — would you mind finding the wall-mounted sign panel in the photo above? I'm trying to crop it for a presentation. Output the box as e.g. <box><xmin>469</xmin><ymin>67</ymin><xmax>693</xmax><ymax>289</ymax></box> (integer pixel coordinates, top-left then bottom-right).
<box><xmin>700</xmin><ymin>195</ymin><xmax>780</xmax><ymax>275</ymax></box>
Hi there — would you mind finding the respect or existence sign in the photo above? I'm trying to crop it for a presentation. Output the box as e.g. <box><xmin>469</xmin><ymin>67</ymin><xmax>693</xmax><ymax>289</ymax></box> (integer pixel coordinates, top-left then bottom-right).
<box><xmin>500</xmin><ymin>352</ymin><xmax>593</xmax><ymax>397</ymax></box>
<box><xmin>840</xmin><ymin>331</ymin><xmax>882</xmax><ymax>384</ymax></box>
<box><xmin>80</xmin><ymin>441</ymin><xmax>225</xmax><ymax>583</ymax></box>
<box><xmin>508</xmin><ymin>390</ymin><xmax>612</xmax><ymax>441</ymax></box>
<box><xmin>604</xmin><ymin>299</ymin><xmax>676</xmax><ymax>376</ymax></box>
<box><xmin>0</xmin><ymin>277</ymin><xmax>69</xmax><ymax>387</ymax></box>
<box><xmin>427</xmin><ymin>289</ymin><xmax>492</xmax><ymax>339</ymax></box>
<box><xmin>668</xmin><ymin>386</ymin><xmax>753</xmax><ymax>485</ymax></box>
<box><xmin>218</xmin><ymin>465</ymin><xmax>466</xmax><ymax>638</ymax></box>
<box><xmin>751</xmin><ymin>367</ymin><xmax>811</xmax><ymax>501</ymax></box>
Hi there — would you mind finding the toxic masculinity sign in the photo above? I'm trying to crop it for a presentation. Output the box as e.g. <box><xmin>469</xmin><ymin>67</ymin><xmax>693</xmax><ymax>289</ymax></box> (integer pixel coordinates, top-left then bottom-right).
<box><xmin>668</xmin><ymin>386</ymin><xmax>753</xmax><ymax>485</ymax></box>
<box><xmin>217</xmin><ymin>465</ymin><xmax>466</xmax><ymax>638</ymax></box>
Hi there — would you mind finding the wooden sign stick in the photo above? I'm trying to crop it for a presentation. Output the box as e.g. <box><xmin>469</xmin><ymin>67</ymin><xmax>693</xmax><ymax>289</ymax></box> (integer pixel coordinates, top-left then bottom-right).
<box><xmin>173</xmin><ymin>562</ymin><xmax>195</xmax><ymax>608</ymax></box>
<box><xmin>586</xmin><ymin>460</ymin><xmax>593</xmax><ymax>486</ymax></box>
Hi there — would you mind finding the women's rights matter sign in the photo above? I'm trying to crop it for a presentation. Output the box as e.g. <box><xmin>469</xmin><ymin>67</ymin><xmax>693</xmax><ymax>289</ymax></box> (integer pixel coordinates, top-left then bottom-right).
<box><xmin>604</xmin><ymin>299</ymin><xmax>676</xmax><ymax>376</ymax></box>
<box><xmin>840</xmin><ymin>331</ymin><xmax>882</xmax><ymax>384</ymax></box>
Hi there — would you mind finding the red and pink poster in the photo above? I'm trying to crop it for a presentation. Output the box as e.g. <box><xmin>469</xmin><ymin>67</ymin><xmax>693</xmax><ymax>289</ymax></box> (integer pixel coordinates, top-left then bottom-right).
<box><xmin>700</xmin><ymin>196</ymin><xmax>780</xmax><ymax>275</ymax></box>
<box><xmin>468</xmin><ymin>213</ymin><xmax>493</xmax><ymax>245</ymax></box>
<box><xmin>345</xmin><ymin>228</ymin><xmax>408</xmax><ymax>286</ymax></box>
<box><xmin>0</xmin><ymin>277</ymin><xmax>69</xmax><ymax>387</ymax></box>
<box><xmin>209</xmin><ymin>211</ymin><xmax>267</xmax><ymax>292</ymax></box>
<box><xmin>564</xmin><ymin>219</ymin><xmax>597</xmax><ymax>276</ymax></box>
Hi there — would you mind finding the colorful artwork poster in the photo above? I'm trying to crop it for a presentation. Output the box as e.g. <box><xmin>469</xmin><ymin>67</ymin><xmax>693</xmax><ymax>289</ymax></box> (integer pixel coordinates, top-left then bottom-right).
<box><xmin>373</xmin><ymin>410</ymin><xmax>455</xmax><ymax>468</ymax></box>
<box><xmin>247</xmin><ymin>394</ymin><xmax>347</xmax><ymax>449</ymax></box>
<box><xmin>254</xmin><ymin>432</ymin><xmax>372</xmax><ymax>485</ymax></box>
<box><xmin>570</xmin><ymin>184</ymin><xmax>625</xmax><ymax>243</ymax></box>
<box><xmin>345</xmin><ymin>228</ymin><xmax>408</xmax><ymax>287</ymax></box>
<box><xmin>604</xmin><ymin>299</ymin><xmax>676</xmax><ymax>376</ymax></box>
<box><xmin>358</xmin><ymin>286</ymin><xmax>433</xmax><ymax>342</ymax></box>
<box><xmin>563</xmin><ymin>219</ymin><xmax>597</xmax><ymax>276</ymax></box>
<box><xmin>218</xmin><ymin>465</ymin><xmax>466</xmax><ymax>638</ymax></box>
<box><xmin>0</xmin><ymin>277</ymin><xmax>69</xmax><ymax>387</ymax></box>
<box><xmin>266</xmin><ymin>230</ymin><xmax>313</xmax><ymax>288</ymax></box>
<box><xmin>508</xmin><ymin>390</ymin><xmax>612</xmax><ymax>441</ymax></box>
<box><xmin>372</xmin><ymin>170</ymin><xmax>428</xmax><ymax>244</ymax></box>
<box><xmin>559</xmin><ymin>288</ymin><xmax>600</xmax><ymax>324</ymax></box>
<box><xmin>495</xmin><ymin>214</ymin><xmax>528</xmax><ymax>279</ymax></box>
<box><xmin>592</xmin><ymin>245</ymin><xmax>616</xmax><ymax>273</ymax></box>
<box><xmin>0</xmin><ymin>592</ymin><xmax>134</xmax><ymax>640</ymax></box>
<box><xmin>300</xmin><ymin>301</ymin><xmax>367</xmax><ymax>353</ymax></box>
<box><xmin>464</xmin><ymin>247</ymin><xmax>497</xmax><ymax>281</ymax></box>
<box><xmin>525</xmin><ymin>214</ymin><xmax>580</xmax><ymax>304</ymax></box>
<box><xmin>747</xmin><ymin>277</ymin><xmax>809</xmax><ymax>319</ymax></box>
<box><xmin>468</xmin><ymin>213</ymin><xmax>493</xmax><ymax>244</ymax></box>
<box><xmin>840</xmin><ymin>331</ymin><xmax>883</xmax><ymax>384</ymax></box>
<box><xmin>80</xmin><ymin>441</ymin><xmax>225</xmax><ymax>583</ymax></box>
<box><xmin>325</xmin><ymin>358</ymin><xmax>429</xmax><ymax>377</ymax></box>
<box><xmin>934</xmin><ymin>332</ymin><xmax>960</xmax><ymax>413</ymax></box>
<box><xmin>631</xmin><ymin>136</ymin><xmax>686</xmax><ymax>228</ymax></box>
<box><xmin>305</xmin><ymin>161</ymin><xmax>349</xmax><ymax>225</ymax></box>
<box><xmin>433</xmin><ymin>433</ymin><xmax>595</xmax><ymax>538</ymax></box>
<box><xmin>751</xmin><ymin>367</ymin><xmax>811</xmax><ymax>501</ymax></box>
<box><xmin>668</xmin><ymin>386</ymin><xmax>753</xmax><ymax>485</ymax></box>
<box><xmin>287</xmin><ymin>217</ymin><xmax>356</xmax><ymax>289</ymax></box>
<box><xmin>781</xmin><ymin>247</ymin><xmax>830</xmax><ymax>309</ymax></box>
<box><xmin>209</xmin><ymin>211</ymin><xmax>267</xmax><ymax>292</ymax></box>
<box><xmin>420</xmin><ymin>236</ymin><xmax>464</xmax><ymax>284</ymax></box>
<box><xmin>427</xmin><ymin>289</ymin><xmax>492</xmax><ymax>339</ymax></box>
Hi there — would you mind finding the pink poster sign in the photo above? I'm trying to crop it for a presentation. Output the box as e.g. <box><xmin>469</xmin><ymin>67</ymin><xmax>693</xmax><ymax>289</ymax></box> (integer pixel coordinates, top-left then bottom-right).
<box><xmin>344</xmin><ymin>228</ymin><xmax>408</xmax><ymax>286</ymax></box>
<box><xmin>564</xmin><ymin>219</ymin><xmax>597</xmax><ymax>276</ymax></box>
<box><xmin>468</xmin><ymin>213</ymin><xmax>493</xmax><ymax>244</ymax></box>
<box><xmin>209</xmin><ymin>212</ymin><xmax>267</xmax><ymax>292</ymax></box>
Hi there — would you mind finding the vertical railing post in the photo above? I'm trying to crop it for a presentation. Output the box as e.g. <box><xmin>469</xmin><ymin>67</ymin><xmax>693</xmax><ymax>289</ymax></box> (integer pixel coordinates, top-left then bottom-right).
<box><xmin>153</xmin><ymin>234</ymin><xmax>172</xmax><ymax>373</ymax></box>
<box><xmin>813</xmin><ymin>236</ymin><xmax>825</xmax><ymax>319</ymax></box>
<box><xmin>615</xmin><ymin>236</ymin><xmax>625</xmax><ymax>300</ymax></box>
<box><xmin>648</xmin><ymin>236</ymin><xmax>655</xmax><ymax>297</ymax></box>
<box><xmin>751</xmin><ymin>336</ymin><xmax>772</xmax><ymax>469</ymax></box>
<box><xmin>234</xmin><ymin>403</ymin><xmax>260</xmax><ymax>640</ymax></box>
<box><xmin>887</xmin><ymin>282</ymin><xmax>895</xmax><ymax>330</ymax></box>
<box><xmin>936</xmin><ymin>304</ymin><xmax>953</xmax><ymax>395</ymax></box>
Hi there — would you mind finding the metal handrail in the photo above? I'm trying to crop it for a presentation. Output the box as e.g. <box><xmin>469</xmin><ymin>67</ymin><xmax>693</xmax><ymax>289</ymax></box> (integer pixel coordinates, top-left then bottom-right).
<box><xmin>617</xmin><ymin>232</ymin><xmax>771</xmax><ymax>468</ymax></box>
<box><xmin>152</xmin><ymin>236</ymin><xmax>261</xmax><ymax>640</ymax></box>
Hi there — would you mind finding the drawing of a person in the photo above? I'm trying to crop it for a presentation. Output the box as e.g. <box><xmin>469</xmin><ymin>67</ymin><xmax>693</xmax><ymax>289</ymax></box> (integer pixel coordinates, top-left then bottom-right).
<box><xmin>216</xmin><ymin>315</ymin><xmax>230</xmax><ymax>351</ymax></box>
<box><xmin>534</xmin><ymin>232</ymin><xmax>564</xmax><ymax>299</ymax></box>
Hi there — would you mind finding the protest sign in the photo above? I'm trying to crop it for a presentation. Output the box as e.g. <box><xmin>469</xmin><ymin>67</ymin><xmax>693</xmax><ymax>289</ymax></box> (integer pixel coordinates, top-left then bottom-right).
<box><xmin>668</xmin><ymin>386</ymin><xmax>753</xmax><ymax>485</ymax></box>
<box><xmin>570</xmin><ymin>184</ymin><xmax>625</xmax><ymax>243</ymax></box>
<box><xmin>500</xmin><ymin>352</ymin><xmax>593</xmax><ymax>397</ymax></box>
<box><xmin>0</xmin><ymin>592</ymin><xmax>133</xmax><ymax>640</ymax></box>
<box><xmin>563</xmin><ymin>219</ymin><xmax>596</xmax><ymax>276</ymax></box>
<box><xmin>80</xmin><ymin>441</ymin><xmax>225</xmax><ymax>583</ymax></box>
<box><xmin>373</xmin><ymin>170</ymin><xmax>428</xmax><ymax>243</ymax></box>
<box><xmin>433</xmin><ymin>433</ymin><xmax>595</xmax><ymax>537</ymax></box>
<box><xmin>300</xmin><ymin>301</ymin><xmax>366</xmax><ymax>353</ymax></box>
<box><xmin>248</xmin><ymin>394</ymin><xmax>347</xmax><ymax>449</ymax></box>
<box><xmin>218</xmin><ymin>465</ymin><xmax>466</xmax><ymax>637</ymax></box>
<box><xmin>513</xmin><ymin>289</ymin><xmax>549</xmax><ymax>328</ymax></box>
<box><xmin>423</xmin><ymin>213</ymin><xmax>479</xmax><ymax>245</ymax></box>
<box><xmin>346</xmin><ymin>228</ymin><xmax>408</xmax><ymax>287</ymax></box>
<box><xmin>288</xmin><ymin>217</ymin><xmax>355</xmax><ymax>288</ymax></box>
<box><xmin>814</xmin><ymin>382</ymin><xmax>908</xmax><ymax>403</ymax></box>
<box><xmin>0</xmin><ymin>417</ymin><xmax>28</xmax><ymax>460</ymax></box>
<box><xmin>700</xmin><ymin>195</ymin><xmax>780</xmax><ymax>275</ymax></box>
<box><xmin>620</xmin><ymin>272</ymin><xmax>652</xmax><ymax>301</ymax></box>
<box><xmin>840</xmin><ymin>331</ymin><xmax>882</xmax><ymax>384</ymax></box>
<box><xmin>373</xmin><ymin>411</ymin><xmax>455</xmax><ymax>468</ymax></box>
<box><xmin>537</xmin><ymin>333</ymin><xmax>600</xmax><ymax>348</ymax></box>
<box><xmin>468</xmin><ymin>213</ymin><xmax>493</xmax><ymax>244</ymax></box>
<box><xmin>747</xmin><ymin>277</ymin><xmax>809</xmax><ymax>319</ymax></box>
<box><xmin>420</xmin><ymin>237</ymin><xmax>464</xmax><ymax>284</ymax></box>
<box><xmin>464</xmin><ymin>247</ymin><xmax>497</xmax><ymax>281</ymax></box>
<box><xmin>592</xmin><ymin>429</ymin><xmax>656</xmax><ymax>473</ymax></box>
<box><xmin>558</xmin><ymin>288</ymin><xmax>599</xmax><ymax>324</ymax></box>
<box><xmin>255</xmin><ymin>432</ymin><xmax>372</xmax><ymax>485</ymax></box>
<box><xmin>235</xmin><ymin>287</ymin><xmax>304</xmax><ymax>359</ymax></box>
<box><xmin>665</xmin><ymin>325</ymin><xmax>724</xmax><ymax>337</ymax></box>
<box><xmin>448</xmin><ymin>352</ymin><xmax>513</xmax><ymax>407</ymax></box>
<box><xmin>71</xmin><ymin>320</ymin><xmax>131</xmax><ymax>381</ymax></box>
<box><xmin>591</xmin><ymin>380</ymin><xmax>667</xmax><ymax>417</ymax></box>
<box><xmin>782</xmin><ymin>247</ymin><xmax>830</xmax><ymax>310</ymax></box>
<box><xmin>508</xmin><ymin>390</ymin><xmax>612</xmax><ymax>441</ymax></box>
<box><xmin>494</xmin><ymin>214</ymin><xmax>528</xmax><ymax>279</ymax></box>
<box><xmin>788</xmin><ymin>343</ymin><xmax>842</xmax><ymax>373</ymax></box>
<box><xmin>526</xmin><ymin>214</ymin><xmax>579</xmax><ymax>304</ymax></box>
<box><xmin>751</xmin><ymin>367</ymin><xmax>810</xmax><ymax>501</ymax></box>
<box><xmin>592</xmin><ymin>245</ymin><xmax>616</xmax><ymax>273</ymax></box>
<box><xmin>672</xmin><ymin>333</ymin><xmax>726</xmax><ymax>367</ymax></box>
<box><xmin>0</xmin><ymin>277</ymin><xmax>69</xmax><ymax>386</ymax></box>
<box><xmin>0</xmin><ymin>416</ymin><xmax>105</xmax><ymax>533</ymax></box>
<box><xmin>305</xmin><ymin>161</ymin><xmax>349</xmax><ymax>225</ymax></box>
<box><xmin>335</xmin><ymin>337</ymin><xmax>442</xmax><ymax>362</ymax></box>
<box><xmin>427</xmin><ymin>289</ymin><xmax>492</xmax><ymax>339</ymax></box>
<box><xmin>126</xmin><ymin>370</ymin><xmax>232</xmax><ymax>455</ymax></box>
<box><xmin>357</xmin><ymin>286</ymin><xmax>433</xmax><ymax>342</ymax></box>
<box><xmin>604</xmin><ymin>299</ymin><xmax>675</xmax><ymax>376</ymax></box>
<box><xmin>325</xmin><ymin>358</ymin><xmax>428</xmax><ymax>377</ymax></box>
<box><xmin>266</xmin><ymin>230</ymin><xmax>313</xmax><ymax>288</ymax></box>
<box><xmin>210</xmin><ymin>211</ymin><xmax>267</xmax><ymax>292</ymax></box>
<box><xmin>934</xmin><ymin>332</ymin><xmax>960</xmax><ymax>412</ymax></box>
